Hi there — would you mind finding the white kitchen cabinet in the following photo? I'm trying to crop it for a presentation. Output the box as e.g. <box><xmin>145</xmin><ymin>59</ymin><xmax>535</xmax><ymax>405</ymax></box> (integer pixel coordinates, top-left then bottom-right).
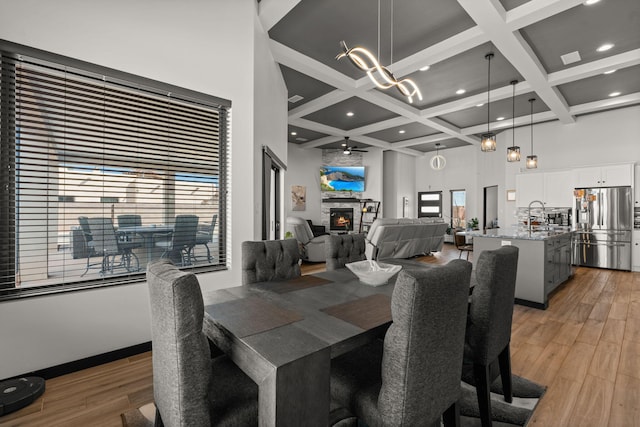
<box><xmin>543</xmin><ymin>170</ymin><xmax>574</xmax><ymax>207</ymax></box>
<box><xmin>633</xmin><ymin>230</ymin><xmax>640</xmax><ymax>272</ymax></box>
<box><xmin>574</xmin><ymin>164</ymin><xmax>633</xmax><ymax>188</ymax></box>
<box><xmin>516</xmin><ymin>173</ymin><xmax>544</xmax><ymax>207</ymax></box>
<box><xmin>516</xmin><ymin>171</ymin><xmax>573</xmax><ymax>208</ymax></box>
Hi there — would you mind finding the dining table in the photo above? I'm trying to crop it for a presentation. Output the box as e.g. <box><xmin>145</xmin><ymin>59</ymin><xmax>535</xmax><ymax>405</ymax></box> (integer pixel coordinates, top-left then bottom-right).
<box><xmin>202</xmin><ymin>267</ymin><xmax>408</xmax><ymax>427</ymax></box>
<box><xmin>116</xmin><ymin>224</ymin><xmax>173</xmax><ymax>262</ymax></box>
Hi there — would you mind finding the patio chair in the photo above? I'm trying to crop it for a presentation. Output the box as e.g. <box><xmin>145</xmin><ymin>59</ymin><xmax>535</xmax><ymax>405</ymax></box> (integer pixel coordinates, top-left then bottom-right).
<box><xmin>154</xmin><ymin>215</ymin><xmax>199</xmax><ymax>266</ymax></box>
<box><xmin>86</xmin><ymin>217</ymin><xmax>141</xmax><ymax>274</ymax></box>
<box><xmin>194</xmin><ymin>214</ymin><xmax>217</xmax><ymax>263</ymax></box>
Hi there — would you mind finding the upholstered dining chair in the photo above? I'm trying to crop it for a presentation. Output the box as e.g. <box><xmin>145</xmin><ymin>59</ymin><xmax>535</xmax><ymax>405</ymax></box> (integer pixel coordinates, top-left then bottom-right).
<box><xmin>325</xmin><ymin>233</ymin><xmax>367</xmax><ymax>271</ymax></box>
<box><xmin>330</xmin><ymin>259</ymin><xmax>473</xmax><ymax>427</ymax></box>
<box><xmin>241</xmin><ymin>238</ymin><xmax>301</xmax><ymax>285</ymax></box>
<box><xmin>464</xmin><ymin>245</ymin><xmax>519</xmax><ymax>427</ymax></box>
<box><xmin>146</xmin><ymin>260</ymin><xmax>258</xmax><ymax>426</ymax></box>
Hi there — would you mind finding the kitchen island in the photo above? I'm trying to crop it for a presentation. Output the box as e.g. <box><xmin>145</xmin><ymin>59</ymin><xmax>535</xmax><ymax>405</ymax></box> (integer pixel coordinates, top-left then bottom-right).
<box><xmin>467</xmin><ymin>228</ymin><xmax>573</xmax><ymax>309</ymax></box>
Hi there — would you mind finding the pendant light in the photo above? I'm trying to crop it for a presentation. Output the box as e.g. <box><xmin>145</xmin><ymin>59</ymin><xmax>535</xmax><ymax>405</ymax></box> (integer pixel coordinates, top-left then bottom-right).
<box><xmin>507</xmin><ymin>80</ymin><xmax>521</xmax><ymax>162</ymax></box>
<box><xmin>526</xmin><ymin>98</ymin><xmax>538</xmax><ymax>169</ymax></box>
<box><xmin>336</xmin><ymin>0</ymin><xmax>422</xmax><ymax>103</ymax></box>
<box><xmin>480</xmin><ymin>53</ymin><xmax>496</xmax><ymax>152</ymax></box>
<box><xmin>430</xmin><ymin>143</ymin><xmax>446</xmax><ymax>170</ymax></box>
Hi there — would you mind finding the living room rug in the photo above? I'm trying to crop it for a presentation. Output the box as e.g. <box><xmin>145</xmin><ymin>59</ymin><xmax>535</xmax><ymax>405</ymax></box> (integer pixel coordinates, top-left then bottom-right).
<box><xmin>459</xmin><ymin>374</ymin><xmax>546</xmax><ymax>427</ymax></box>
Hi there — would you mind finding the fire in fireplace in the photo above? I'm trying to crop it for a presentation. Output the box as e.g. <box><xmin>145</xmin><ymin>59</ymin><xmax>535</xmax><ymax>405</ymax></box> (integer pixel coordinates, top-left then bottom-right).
<box><xmin>330</xmin><ymin>208</ymin><xmax>354</xmax><ymax>231</ymax></box>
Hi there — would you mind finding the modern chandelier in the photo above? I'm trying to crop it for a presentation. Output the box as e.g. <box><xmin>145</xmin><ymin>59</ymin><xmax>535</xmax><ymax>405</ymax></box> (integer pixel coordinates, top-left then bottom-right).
<box><xmin>507</xmin><ymin>80</ymin><xmax>521</xmax><ymax>162</ymax></box>
<box><xmin>480</xmin><ymin>53</ymin><xmax>496</xmax><ymax>152</ymax></box>
<box><xmin>526</xmin><ymin>98</ymin><xmax>538</xmax><ymax>169</ymax></box>
<box><xmin>336</xmin><ymin>0</ymin><xmax>422</xmax><ymax>104</ymax></box>
<box><xmin>336</xmin><ymin>41</ymin><xmax>422</xmax><ymax>104</ymax></box>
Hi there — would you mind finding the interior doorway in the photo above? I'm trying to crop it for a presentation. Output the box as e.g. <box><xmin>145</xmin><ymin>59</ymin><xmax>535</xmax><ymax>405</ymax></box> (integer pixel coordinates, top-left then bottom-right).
<box><xmin>483</xmin><ymin>185</ymin><xmax>498</xmax><ymax>230</ymax></box>
<box><xmin>262</xmin><ymin>146</ymin><xmax>286</xmax><ymax>240</ymax></box>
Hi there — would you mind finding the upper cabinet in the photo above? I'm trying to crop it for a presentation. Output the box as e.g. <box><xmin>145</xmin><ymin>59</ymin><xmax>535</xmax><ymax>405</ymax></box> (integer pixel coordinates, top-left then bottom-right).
<box><xmin>574</xmin><ymin>164</ymin><xmax>633</xmax><ymax>188</ymax></box>
<box><xmin>635</xmin><ymin>164</ymin><xmax>640</xmax><ymax>207</ymax></box>
<box><xmin>516</xmin><ymin>170</ymin><xmax>573</xmax><ymax>208</ymax></box>
<box><xmin>516</xmin><ymin>173</ymin><xmax>544</xmax><ymax>207</ymax></box>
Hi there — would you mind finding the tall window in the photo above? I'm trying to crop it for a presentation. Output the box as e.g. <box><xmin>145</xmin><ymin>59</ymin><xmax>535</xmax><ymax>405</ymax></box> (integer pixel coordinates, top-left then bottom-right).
<box><xmin>417</xmin><ymin>191</ymin><xmax>442</xmax><ymax>218</ymax></box>
<box><xmin>450</xmin><ymin>189</ymin><xmax>466</xmax><ymax>229</ymax></box>
<box><xmin>0</xmin><ymin>42</ymin><xmax>229</xmax><ymax>294</ymax></box>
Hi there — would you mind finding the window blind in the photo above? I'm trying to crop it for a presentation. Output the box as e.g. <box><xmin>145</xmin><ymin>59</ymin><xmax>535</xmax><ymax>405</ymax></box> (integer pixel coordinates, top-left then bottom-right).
<box><xmin>0</xmin><ymin>45</ymin><xmax>229</xmax><ymax>293</ymax></box>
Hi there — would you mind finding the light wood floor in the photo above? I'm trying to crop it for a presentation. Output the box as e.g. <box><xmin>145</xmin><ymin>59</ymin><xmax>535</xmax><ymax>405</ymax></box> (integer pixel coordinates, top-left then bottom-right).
<box><xmin>1</xmin><ymin>244</ymin><xmax>638</xmax><ymax>426</ymax></box>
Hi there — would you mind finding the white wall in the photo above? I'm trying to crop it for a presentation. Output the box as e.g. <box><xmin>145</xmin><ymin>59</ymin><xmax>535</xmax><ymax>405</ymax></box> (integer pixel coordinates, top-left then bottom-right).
<box><xmin>253</xmin><ymin>14</ymin><xmax>289</xmax><ymax>237</ymax></box>
<box><xmin>383</xmin><ymin>151</ymin><xmax>416</xmax><ymax>218</ymax></box>
<box><xmin>416</xmin><ymin>145</ymin><xmax>480</xmax><ymax>225</ymax></box>
<box><xmin>0</xmin><ymin>0</ymin><xmax>287</xmax><ymax>379</ymax></box>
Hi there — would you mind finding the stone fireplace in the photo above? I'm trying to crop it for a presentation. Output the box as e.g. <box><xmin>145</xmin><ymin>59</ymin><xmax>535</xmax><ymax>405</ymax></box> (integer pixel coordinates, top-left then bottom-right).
<box><xmin>329</xmin><ymin>208</ymin><xmax>354</xmax><ymax>232</ymax></box>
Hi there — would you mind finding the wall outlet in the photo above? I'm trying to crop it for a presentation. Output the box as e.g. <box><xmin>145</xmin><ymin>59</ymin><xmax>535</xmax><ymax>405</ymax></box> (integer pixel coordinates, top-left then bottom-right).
<box><xmin>501</xmin><ymin>240</ymin><xmax>512</xmax><ymax>246</ymax></box>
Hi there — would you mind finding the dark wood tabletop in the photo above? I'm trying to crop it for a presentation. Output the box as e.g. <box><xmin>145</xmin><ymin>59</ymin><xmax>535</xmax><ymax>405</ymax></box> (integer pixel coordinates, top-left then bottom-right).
<box><xmin>202</xmin><ymin>268</ymin><xmax>399</xmax><ymax>427</ymax></box>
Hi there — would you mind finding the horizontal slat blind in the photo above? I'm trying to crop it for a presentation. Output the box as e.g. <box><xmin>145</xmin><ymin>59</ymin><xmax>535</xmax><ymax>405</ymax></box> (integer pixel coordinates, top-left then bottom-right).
<box><xmin>1</xmin><ymin>51</ymin><xmax>228</xmax><ymax>291</ymax></box>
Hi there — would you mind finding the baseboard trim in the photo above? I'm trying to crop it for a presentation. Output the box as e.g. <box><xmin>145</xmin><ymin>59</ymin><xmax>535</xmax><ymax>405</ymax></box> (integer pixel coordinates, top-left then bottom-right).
<box><xmin>8</xmin><ymin>342</ymin><xmax>151</xmax><ymax>381</ymax></box>
<box><xmin>515</xmin><ymin>298</ymin><xmax>547</xmax><ymax>310</ymax></box>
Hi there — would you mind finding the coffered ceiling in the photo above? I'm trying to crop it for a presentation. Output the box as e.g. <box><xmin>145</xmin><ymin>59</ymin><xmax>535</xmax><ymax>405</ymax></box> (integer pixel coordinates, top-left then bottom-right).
<box><xmin>258</xmin><ymin>0</ymin><xmax>640</xmax><ymax>155</ymax></box>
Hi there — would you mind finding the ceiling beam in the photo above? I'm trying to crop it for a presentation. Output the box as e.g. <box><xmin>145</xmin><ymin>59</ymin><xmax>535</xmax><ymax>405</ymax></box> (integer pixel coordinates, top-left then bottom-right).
<box><xmin>288</xmin><ymin>90</ymin><xmax>351</xmax><ymax>119</ymax></box>
<box><xmin>506</xmin><ymin>0</ymin><xmax>584</xmax><ymax>31</ymax></box>
<box><xmin>548</xmin><ymin>49</ymin><xmax>640</xmax><ymax>86</ymax></box>
<box><xmin>391</xmin><ymin>133</ymin><xmax>454</xmax><ymax>148</ymax></box>
<box><xmin>259</xmin><ymin>0</ymin><xmax>301</xmax><ymax>31</ymax></box>
<box><xmin>569</xmin><ymin>92</ymin><xmax>640</xmax><ymax>115</ymax></box>
<box><xmin>457</xmin><ymin>0</ymin><xmax>575</xmax><ymax>124</ymax></box>
<box><xmin>462</xmin><ymin>110</ymin><xmax>558</xmax><ymax>135</ymax></box>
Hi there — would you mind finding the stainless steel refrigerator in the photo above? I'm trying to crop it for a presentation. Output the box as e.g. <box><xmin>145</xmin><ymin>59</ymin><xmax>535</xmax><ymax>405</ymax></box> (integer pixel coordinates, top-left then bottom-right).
<box><xmin>572</xmin><ymin>186</ymin><xmax>632</xmax><ymax>270</ymax></box>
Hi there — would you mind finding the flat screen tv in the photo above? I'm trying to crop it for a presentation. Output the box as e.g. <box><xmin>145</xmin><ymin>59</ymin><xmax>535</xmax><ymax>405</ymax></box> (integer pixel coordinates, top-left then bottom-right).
<box><xmin>320</xmin><ymin>166</ymin><xmax>365</xmax><ymax>192</ymax></box>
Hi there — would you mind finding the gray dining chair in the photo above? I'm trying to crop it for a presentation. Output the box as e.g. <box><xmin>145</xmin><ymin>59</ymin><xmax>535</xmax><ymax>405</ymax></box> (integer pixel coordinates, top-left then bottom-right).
<box><xmin>463</xmin><ymin>245</ymin><xmax>519</xmax><ymax>427</ymax></box>
<box><xmin>154</xmin><ymin>214</ymin><xmax>199</xmax><ymax>266</ymax></box>
<box><xmin>330</xmin><ymin>259</ymin><xmax>473</xmax><ymax>427</ymax></box>
<box><xmin>325</xmin><ymin>233</ymin><xmax>367</xmax><ymax>271</ymax></box>
<box><xmin>241</xmin><ymin>239</ymin><xmax>301</xmax><ymax>285</ymax></box>
<box><xmin>146</xmin><ymin>259</ymin><xmax>258</xmax><ymax>426</ymax></box>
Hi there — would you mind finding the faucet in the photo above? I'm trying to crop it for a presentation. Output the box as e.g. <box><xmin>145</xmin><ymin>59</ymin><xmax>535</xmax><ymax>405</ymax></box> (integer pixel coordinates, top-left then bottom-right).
<box><xmin>528</xmin><ymin>200</ymin><xmax>546</xmax><ymax>235</ymax></box>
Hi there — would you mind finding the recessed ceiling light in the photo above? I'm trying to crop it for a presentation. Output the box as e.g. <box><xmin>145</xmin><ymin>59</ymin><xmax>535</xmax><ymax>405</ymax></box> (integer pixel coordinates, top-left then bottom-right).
<box><xmin>456</xmin><ymin>89</ymin><xmax>466</xmax><ymax>95</ymax></box>
<box><xmin>584</xmin><ymin>0</ymin><xmax>600</xmax><ymax>5</ymax></box>
<box><xmin>295</xmin><ymin>137</ymin><xmax>308</xmax><ymax>142</ymax></box>
<box><xmin>597</xmin><ymin>43</ymin><xmax>614</xmax><ymax>52</ymax></box>
<box><xmin>609</xmin><ymin>91</ymin><xmax>621</xmax><ymax>97</ymax></box>
<box><xmin>603</xmin><ymin>69</ymin><xmax>617</xmax><ymax>74</ymax></box>
<box><xmin>346</xmin><ymin>111</ymin><xmax>354</xmax><ymax>117</ymax></box>
<box><xmin>419</xmin><ymin>65</ymin><xmax>430</xmax><ymax>71</ymax></box>
<box><xmin>398</xmin><ymin>130</ymin><xmax>406</xmax><ymax>134</ymax></box>
<box><xmin>476</xmin><ymin>103</ymin><xmax>484</xmax><ymax>107</ymax></box>
<box><xmin>496</xmin><ymin>117</ymin><xmax>505</xmax><ymax>121</ymax></box>
<box><xmin>290</xmin><ymin>131</ymin><xmax>297</xmax><ymax>136</ymax></box>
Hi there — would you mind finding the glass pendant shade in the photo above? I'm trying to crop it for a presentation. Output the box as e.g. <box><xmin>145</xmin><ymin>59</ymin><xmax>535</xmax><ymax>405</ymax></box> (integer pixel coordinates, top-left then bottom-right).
<box><xmin>507</xmin><ymin>146</ymin><xmax>521</xmax><ymax>162</ymax></box>
<box><xmin>480</xmin><ymin>132</ymin><xmax>496</xmax><ymax>152</ymax></box>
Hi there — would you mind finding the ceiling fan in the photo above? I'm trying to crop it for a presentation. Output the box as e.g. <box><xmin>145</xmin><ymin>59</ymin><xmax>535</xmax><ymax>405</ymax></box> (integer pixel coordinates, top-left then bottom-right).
<box><xmin>340</xmin><ymin>137</ymin><xmax>368</xmax><ymax>155</ymax></box>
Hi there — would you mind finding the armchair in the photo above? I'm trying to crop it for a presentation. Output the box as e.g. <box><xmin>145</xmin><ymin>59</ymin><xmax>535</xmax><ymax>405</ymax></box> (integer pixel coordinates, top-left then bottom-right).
<box><xmin>286</xmin><ymin>216</ymin><xmax>328</xmax><ymax>262</ymax></box>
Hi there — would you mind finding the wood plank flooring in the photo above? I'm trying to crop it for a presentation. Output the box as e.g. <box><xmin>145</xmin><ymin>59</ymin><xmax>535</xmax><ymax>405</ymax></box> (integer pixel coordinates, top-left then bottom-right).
<box><xmin>1</xmin><ymin>244</ymin><xmax>639</xmax><ymax>426</ymax></box>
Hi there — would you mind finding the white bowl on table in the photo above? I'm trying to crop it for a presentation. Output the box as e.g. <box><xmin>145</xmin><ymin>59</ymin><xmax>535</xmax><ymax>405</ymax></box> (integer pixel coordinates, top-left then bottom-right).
<box><xmin>345</xmin><ymin>260</ymin><xmax>402</xmax><ymax>286</ymax></box>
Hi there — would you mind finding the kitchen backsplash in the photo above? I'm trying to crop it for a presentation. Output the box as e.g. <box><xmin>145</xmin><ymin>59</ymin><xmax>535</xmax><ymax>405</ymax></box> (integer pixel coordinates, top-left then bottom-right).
<box><xmin>515</xmin><ymin>207</ymin><xmax>572</xmax><ymax>230</ymax></box>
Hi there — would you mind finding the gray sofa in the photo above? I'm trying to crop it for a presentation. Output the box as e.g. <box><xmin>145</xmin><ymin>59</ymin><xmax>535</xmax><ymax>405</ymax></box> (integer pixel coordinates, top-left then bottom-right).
<box><xmin>365</xmin><ymin>217</ymin><xmax>448</xmax><ymax>260</ymax></box>
<box><xmin>286</xmin><ymin>216</ymin><xmax>328</xmax><ymax>262</ymax></box>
